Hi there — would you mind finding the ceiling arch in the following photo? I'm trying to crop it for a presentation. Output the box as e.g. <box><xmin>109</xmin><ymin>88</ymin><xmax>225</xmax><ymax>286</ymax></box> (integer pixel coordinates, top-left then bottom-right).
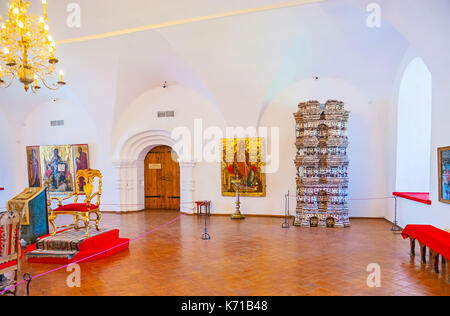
<box><xmin>0</xmin><ymin>0</ymin><xmax>448</xmax><ymax>131</ymax></box>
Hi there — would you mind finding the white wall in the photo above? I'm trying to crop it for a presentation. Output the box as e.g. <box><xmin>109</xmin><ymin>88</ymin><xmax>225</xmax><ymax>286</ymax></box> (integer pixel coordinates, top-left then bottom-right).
<box><xmin>395</xmin><ymin>57</ymin><xmax>432</xmax><ymax>192</ymax></box>
<box><xmin>0</xmin><ymin>107</ymin><xmax>15</xmax><ymax>208</ymax></box>
<box><xmin>378</xmin><ymin>0</ymin><xmax>450</xmax><ymax>229</ymax></box>
<box><xmin>16</xmin><ymin>99</ymin><xmax>102</xmax><ymax>197</ymax></box>
<box><xmin>259</xmin><ymin>77</ymin><xmax>389</xmax><ymax>218</ymax></box>
<box><xmin>111</xmin><ymin>77</ymin><xmax>395</xmax><ymax>217</ymax></box>
<box><xmin>0</xmin><ymin>0</ymin><xmax>448</xmax><ymax>225</ymax></box>
<box><xmin>112</xmin><ymin>84</ymin><xmax>226</xmax><ymax>212</ymax></box>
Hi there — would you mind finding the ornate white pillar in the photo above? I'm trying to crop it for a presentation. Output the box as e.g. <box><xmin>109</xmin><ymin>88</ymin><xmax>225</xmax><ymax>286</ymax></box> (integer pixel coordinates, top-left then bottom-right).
<box><xmin>180</xmin><ymin>162</ymin><xmax>196</xmax><ymax>214</ymax></box>
<box><xmin>114</xmin><ymin>160</ymin><xmax>140</xmax><ymax>212</ymax></box>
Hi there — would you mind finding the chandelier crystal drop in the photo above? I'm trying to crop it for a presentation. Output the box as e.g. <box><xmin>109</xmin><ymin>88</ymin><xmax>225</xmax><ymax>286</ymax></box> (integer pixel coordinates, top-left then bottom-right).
<box><xmin>0</xmin><ymin>0</ymin><xmax>66</xmax><ymax>92</ymax></box>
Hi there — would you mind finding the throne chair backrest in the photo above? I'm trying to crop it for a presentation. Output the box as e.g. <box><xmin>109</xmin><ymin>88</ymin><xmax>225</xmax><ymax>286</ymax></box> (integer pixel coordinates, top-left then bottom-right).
<box><xmin>73</xmin><ymin>169</ymin><xmax>103</xmax><ymax>208</ymax></box>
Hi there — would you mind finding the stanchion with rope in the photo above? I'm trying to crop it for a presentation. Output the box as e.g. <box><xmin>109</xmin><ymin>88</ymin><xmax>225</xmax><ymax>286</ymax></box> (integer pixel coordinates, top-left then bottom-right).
<box><xmin>282</xmin><ymin>190</ymin><xmax>290</xmax><ymax>229</ymax></box>
<box><xmin>201</xmin><ymin>210</ymin><xmax>211</xmax><ymax>240</ymax></box>
<box><xmin>391</xmin><ymin>196</ymin><xmax>402</xmax><ymax>233</ymax></box>
<box><xmin>195</xmin><ymin>201</ymin><xmax>211</xmax><ymax>240</ymax></box>
<box><xmin>179</xmin><ymin>201</ymin><xmax>211</xmax><ymax>240</ymax></box>
<box><xmin>1</xmin><ymin>212</ymin><xmax>187</xmax><ymax>296</ymax></box>
<box><xmin>2</xmin><ymin>196</ymin><xmax>403</xmax><ymax>295</ymax></box>
<box><xmin>23</xmin><ymin>273</ymin><xmax>32</xmax><ymax>297</ymax></box>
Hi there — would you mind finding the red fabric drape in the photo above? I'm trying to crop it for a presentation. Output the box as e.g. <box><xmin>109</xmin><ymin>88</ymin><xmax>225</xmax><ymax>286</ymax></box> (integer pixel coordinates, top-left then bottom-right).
<box><xmin>393</xmin><ymin>192</ymin><xmax>431</xmax><ymax>205</ymax></box>
<box><xmin>402</xmin><ymin>225</ymin><xmax>450</xmax><ymax>259</ymax></box>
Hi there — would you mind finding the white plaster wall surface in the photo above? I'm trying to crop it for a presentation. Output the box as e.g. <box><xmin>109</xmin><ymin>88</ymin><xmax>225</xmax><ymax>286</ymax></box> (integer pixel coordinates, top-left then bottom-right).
<box><xmin>0</xmin><ymin>0</ymin><xmax>448</xmax><ymax>224</ymax></box>
<box><xmin>395</xmin><ymin>58</ymin><xmax>432</xmax><ymax>192</ymax></box>
<box><xmin>368</xmin><ymin>0</ymin><xmax>450</xmax><ymax>229</ymax></box>
<box><xmin>260</xmin><ymin>77</ymin><xmax>389</xmax><ymax>218</ymax></box>
<box><xmin>0</xmin><ymin>107</ymin><xmax>14</xmax><ymax>208</ymax></box>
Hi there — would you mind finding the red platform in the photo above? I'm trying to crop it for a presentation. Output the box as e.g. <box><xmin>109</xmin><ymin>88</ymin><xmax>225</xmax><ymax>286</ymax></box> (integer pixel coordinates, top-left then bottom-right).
<box><xmin>26</xmin><ymin>229</ymin><xmax>129</xmax><ymax>265</ymax></box>
<box><xmin>393</xmin><ymin>192</ymin><xmax>431</xmax><ymax>205</ymax></box>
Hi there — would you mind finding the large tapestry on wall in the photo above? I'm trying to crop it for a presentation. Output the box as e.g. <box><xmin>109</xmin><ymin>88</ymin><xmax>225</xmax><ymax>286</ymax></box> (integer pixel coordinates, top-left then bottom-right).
<box><xmin>221</xmin><ymin>137</ymin><xmax>265</xmax><ymax>197</ymax></box>
<box><xmin>438</xmin><ymin>146</ymin><xmax>450</xmax><ymax>204</ymax></box>
<box><xmin>26</xmin><ymin>144</ymin><xmax>90</xmax><ymax>194</ymax></box>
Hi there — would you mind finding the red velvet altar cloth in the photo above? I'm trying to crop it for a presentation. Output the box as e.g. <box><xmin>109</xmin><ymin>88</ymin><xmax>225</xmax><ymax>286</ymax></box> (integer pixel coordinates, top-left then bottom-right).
<box><xmin>402</xmin><ymin>225</ymin><xmax>450</xmax><ymax>260</ymax></box>
<box><xmin>393</xmin><ymin>192</ymin><xmax>431</xmax><ymax>205</ymax></box>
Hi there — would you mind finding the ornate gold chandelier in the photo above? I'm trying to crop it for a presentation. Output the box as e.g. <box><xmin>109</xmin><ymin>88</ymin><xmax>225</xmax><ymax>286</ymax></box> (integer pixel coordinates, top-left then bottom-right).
<box><xmin>0</xmin><ymin>0</ymin><xmax>65</xmax><ymax>92</ymax></box>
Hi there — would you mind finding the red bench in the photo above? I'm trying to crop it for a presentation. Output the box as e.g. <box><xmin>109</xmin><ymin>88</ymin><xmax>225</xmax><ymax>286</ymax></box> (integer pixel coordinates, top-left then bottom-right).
<box><xmin>402</xmin><ymin>225</ymin><xmax>450</xmax><ymax>282</ymax></box>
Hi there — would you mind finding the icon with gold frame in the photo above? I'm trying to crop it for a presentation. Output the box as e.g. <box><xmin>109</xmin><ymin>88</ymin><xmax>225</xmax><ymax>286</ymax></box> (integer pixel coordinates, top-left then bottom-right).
<box><xmin>221</xmin><ymin>137</ymin><xmax>265</xmax><ymax>197</ymax></box>
<box><xmin>438</xmin><ymin>146</ymin><xmax>450</xmax><ymax>204</ymax></box>
<box><xmin>40</xmin><ymin>145</ymin><xmax>75</xmax><ymax>194</ymax></box>
<box><xmin>26</xmin><ymin>144</ymin><xmax>90</xmax><ymax>194</ymax></box>
<box><xmin>26</xmin><ymin>146</ymin><xmax>42</xmax><ymax>188</ymax></box>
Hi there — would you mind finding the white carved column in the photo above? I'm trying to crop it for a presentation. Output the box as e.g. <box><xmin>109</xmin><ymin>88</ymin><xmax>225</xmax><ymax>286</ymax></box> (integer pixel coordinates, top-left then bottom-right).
<box><xmin>114</xmin><ymin>161</ymin><xmax>140</xmax><ymax>212</ymax></box>
<box><xmin>179</xmin><ymin>162</ymin><xmax>196</xmax><ymax>214</ymax></box>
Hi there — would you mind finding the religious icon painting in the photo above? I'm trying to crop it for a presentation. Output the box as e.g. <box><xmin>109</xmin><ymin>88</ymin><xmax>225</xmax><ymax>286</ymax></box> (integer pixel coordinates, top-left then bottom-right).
<box><xmin>72</xmin><ymin>144</ymin><xmax>90</xmax><ymax>192</ymax></box>
<box><xmin>438</xmin><ymin>146</ymin><xmax>450</xmax><ymax>204</ymax></box>
<box><xmin>221</xmin><ymin>137</ymin><xmax>266</xmax><ymax>197</ymax></box>
<box><xmin>26</xmin><ymin>146</ymin><xmax>42</xmax><ymax>187</ymax></box>
<box><xmin>39</xmin><ymin>145</ymin><xmax>75</xmax><ymax>194</ymax></box>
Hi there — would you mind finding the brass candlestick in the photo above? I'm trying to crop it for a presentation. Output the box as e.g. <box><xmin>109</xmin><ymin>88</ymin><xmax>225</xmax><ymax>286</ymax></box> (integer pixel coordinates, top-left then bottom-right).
<box><xmin>231</xmin><ymin>179</ymin><xmax>245</xmax><ymax>220</ymax></box>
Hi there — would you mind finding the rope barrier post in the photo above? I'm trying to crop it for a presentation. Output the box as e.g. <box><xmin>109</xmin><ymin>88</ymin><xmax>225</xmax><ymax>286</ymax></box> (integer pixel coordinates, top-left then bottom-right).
<box><xmin>23</xmin><ymin>273</ymin><xmax>32</xmax><ymax>297</ymax></box>
<box><xmin>282</xmin><ymin>190</ymin><xmax>290</xmax><ymax>229</ymax></box>
<box><xmin>201</xmin><ymin>202</ymin><xmax>211</xmax><ymax>240</ymax></box>
<box><xmin>0</xmin><ymin>213</ymin><xmax>185</xmax><ymax>296</ymax></box>
<box><xmin>391</xmin><ymin>196</ymin><xmax>402</xmax><ymax>233</ymax></box>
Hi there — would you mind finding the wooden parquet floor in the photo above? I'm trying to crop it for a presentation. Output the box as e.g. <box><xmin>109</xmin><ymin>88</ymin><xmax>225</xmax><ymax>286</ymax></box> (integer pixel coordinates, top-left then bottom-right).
<box><xmin>15</xmin><ymin>210</ymin><xmax>450</xmax><ymax>296</ymax></box>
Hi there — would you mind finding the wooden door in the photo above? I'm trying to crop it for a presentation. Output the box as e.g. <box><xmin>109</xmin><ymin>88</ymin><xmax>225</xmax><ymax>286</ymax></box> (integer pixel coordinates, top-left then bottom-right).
<box><xmin>144</xmin><ymin>146</ymin><xmax>180</xmax><ymax>209</ymax></box>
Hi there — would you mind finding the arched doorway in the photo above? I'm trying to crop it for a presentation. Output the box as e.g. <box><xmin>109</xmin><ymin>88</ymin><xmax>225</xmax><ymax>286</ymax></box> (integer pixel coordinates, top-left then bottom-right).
<box><xmin>396</xmin><ymin>57</ymin><xmax>432</xmax><ymax>192</ymax></box>
<box><xmin>144</xmin><ymin>145</ymin><xmax>180</xmax><ymax>210</ymax></box>
<box><xmin>114</xmin><ymin>130</ymin><xmax>196</xmax><ymax>213</ymax></box>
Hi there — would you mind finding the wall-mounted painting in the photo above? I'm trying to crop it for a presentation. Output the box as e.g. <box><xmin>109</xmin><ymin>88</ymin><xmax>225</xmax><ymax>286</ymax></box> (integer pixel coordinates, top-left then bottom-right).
<box><xmin>438</xmin><ymin>146</ymin><xmax>450</xmax><ymax>204</ymax></box>
<box><xmin>26</xmin><ymin>146</ymin><xmax>42</xmax><ymax>188</ymax></box>
<box><xmin>40</xmin><ymin>145</ymin><xmax>75</xmax><ymax>194</ymax></box>
<box><xmin>73</xmin><ymin>144</ymin><xmax>90</xmax><ymax>191</ymax></box>
<box><xmin>221</xmin><ymin>137</ymin><xmax>265</xmax><ymax>197</ymax></box>
<box><xmin>26</xmin><ymin>144</ymin><xmax>89</xmax><ymax>194</ymax></box>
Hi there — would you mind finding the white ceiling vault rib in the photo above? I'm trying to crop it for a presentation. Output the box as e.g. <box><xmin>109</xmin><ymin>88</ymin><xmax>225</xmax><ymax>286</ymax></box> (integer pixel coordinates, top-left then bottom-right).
<box><xmin>56</xmin><ymin>0</ymin><xmax>324</xmax><ymax>45</ymax></box>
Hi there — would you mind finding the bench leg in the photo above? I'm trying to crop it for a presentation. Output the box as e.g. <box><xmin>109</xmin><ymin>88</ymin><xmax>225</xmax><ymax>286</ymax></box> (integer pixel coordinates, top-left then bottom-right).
<box><xmin>429</xmin><ymin>249</ymin><xmax>439</xmax><ymax>273</ymax></box>
<box><xmin>447</xmin><ymin>261</ymin><xmax>450</xmax><ymax>284</ymax></box>
<box><xmin>418</xmin><ymin>242</ymin><xmax>427</xmax><ymax>264</ymax></box>
<box><xmin>409</xmin><ymin>237</ymin><xmax>416</xmax><ymax>256</ymax></box>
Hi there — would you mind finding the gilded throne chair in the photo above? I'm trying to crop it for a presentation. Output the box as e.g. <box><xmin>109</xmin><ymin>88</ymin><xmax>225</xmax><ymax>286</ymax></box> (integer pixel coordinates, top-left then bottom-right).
<box><xmin>48</xmin><ymin>169</ymin><xmax>102</xmax><ymax>237</ymax></box>
<box><xmin>0</xmin><ymin>209</ymin><xmax>22</xmax><ymax>296</ymax></box>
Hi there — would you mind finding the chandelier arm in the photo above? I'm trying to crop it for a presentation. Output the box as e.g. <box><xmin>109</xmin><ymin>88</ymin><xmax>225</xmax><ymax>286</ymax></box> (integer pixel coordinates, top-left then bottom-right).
<box><xmin>32</xmin><ymin>61</ymin><xmax>53</xmax><ymax>75</ymax></box>
<box><xmin>0</xmin><ymin>74</ymin><xmax>16</xmax><ymax>89</ymax></box>
<box><xmin>41</xmin><ymin>77</ymin><xmax>61</xmax><ymax>91</ymax></box>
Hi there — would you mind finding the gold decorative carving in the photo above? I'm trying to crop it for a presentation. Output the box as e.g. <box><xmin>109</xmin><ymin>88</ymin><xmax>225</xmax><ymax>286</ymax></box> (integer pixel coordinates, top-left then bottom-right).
<box><xmin>48</xmin><ymin>169</ymin><xmax>102</xmax><ymax>237</ymax></box>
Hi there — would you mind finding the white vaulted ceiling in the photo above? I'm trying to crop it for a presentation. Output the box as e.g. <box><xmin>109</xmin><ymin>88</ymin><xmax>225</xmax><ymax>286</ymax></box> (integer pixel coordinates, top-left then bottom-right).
<box><xmin>0</xmin><ymin>0</ymin><xmax>448</xmax><ymax>128</ymax></box>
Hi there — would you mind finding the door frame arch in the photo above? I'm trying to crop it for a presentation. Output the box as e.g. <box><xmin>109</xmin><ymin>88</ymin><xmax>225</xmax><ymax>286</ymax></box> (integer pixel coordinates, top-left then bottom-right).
<box><xmin>114</xmin><ymin>130</ymin><xmax>195</xmax><ymax>213</ymax></box>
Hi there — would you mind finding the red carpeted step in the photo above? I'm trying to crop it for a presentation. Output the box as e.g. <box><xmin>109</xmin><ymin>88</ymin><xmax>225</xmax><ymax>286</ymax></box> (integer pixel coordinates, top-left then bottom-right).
<box><xmin>27</xmin><ymin>228</ymin><xmax>129</xmax><ymax>265</ymax></box>
<box><xmin>71</xmin><ymin>238</ymin><xmax>130</xmax><ymax>263</ymax></box>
